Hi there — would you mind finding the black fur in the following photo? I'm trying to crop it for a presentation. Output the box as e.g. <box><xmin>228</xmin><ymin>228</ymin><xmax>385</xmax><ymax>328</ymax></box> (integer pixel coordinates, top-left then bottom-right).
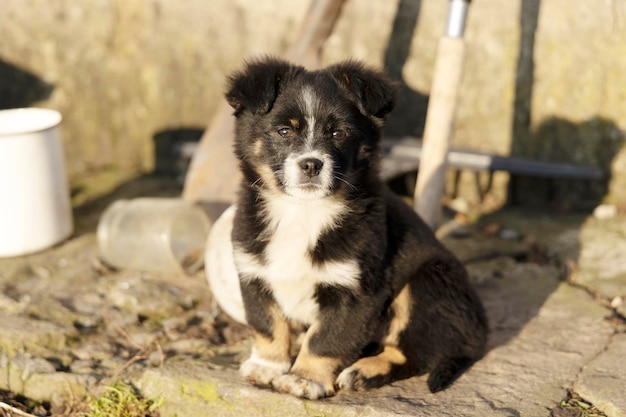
<box><xmin>226</xmin><ymin>57</ymin><xmax>488</xmax><ymax>398</ymax></box>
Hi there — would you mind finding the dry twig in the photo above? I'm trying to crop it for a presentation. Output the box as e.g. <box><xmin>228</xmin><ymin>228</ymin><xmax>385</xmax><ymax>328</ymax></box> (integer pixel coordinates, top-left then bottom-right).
<box><xmin>0</xmin><ymin>401</ymin><xmax>38</xmax><ymax>417</ymax></box>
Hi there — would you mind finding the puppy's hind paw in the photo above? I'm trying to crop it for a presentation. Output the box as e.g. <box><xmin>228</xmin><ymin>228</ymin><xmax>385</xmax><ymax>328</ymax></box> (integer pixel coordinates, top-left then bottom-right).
<box><xmin>336</xmin><ymin>365</ymin><xmax>387</xmax><ymax>391</ymax></box>
<box><xmin>336</xmin><ymin>352</ymin><xmax>399</xmax><ymax>391</ymax></box>
<box><xmin>272</xmin><ymin>374</ymin><xmax>335</xmax><ymax>400</ymax></box>
<box><xmin>336</xmin><ymin>366</ymin><xmax>359</xmax><ymax>390</ymax></box>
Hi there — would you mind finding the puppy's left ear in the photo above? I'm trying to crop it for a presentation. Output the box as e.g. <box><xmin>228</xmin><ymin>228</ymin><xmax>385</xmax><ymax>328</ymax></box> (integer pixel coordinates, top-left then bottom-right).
<box><xmin>328</xmin><ymin>61</ymin><xmax>396</xmax><ymax>119</ymax></box>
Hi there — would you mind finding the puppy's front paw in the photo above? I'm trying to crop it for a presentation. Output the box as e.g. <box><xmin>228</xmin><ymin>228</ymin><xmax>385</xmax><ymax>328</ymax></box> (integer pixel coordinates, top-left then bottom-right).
<box><xmin>272</xmin><ymin>374</ymin><xmax>335</xmax><ymax>400</ymax></box>
<box><xmin>240</xmin><ymin>357</ymin><xmax>291</xmax><ymax>387</ymax></box>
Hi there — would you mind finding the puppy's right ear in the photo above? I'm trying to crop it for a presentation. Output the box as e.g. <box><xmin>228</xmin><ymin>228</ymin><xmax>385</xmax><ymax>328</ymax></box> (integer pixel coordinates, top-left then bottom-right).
<box><xmin>226</xmin><ymin>57</ymin><xmax>303</xmax><ymax>116</ymax></box>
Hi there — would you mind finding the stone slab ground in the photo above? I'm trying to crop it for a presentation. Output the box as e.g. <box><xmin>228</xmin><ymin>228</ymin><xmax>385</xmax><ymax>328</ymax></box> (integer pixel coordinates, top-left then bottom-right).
<box><xmin>1</xmin><ymin>201</ymin><xmax>625</xmax><ymax>416</ymax></box>
<box><xmin>136</xmin><ymin>280</ymin><xmax>617</xmax><ymax>417</ymax></box>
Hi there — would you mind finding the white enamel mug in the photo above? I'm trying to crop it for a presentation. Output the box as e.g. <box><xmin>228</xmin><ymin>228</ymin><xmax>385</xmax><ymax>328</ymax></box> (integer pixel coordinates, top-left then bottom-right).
<box><xmin>0</xmin><ymin>108</ymin><xmax>73</xmax><ymax>257</ymax></box>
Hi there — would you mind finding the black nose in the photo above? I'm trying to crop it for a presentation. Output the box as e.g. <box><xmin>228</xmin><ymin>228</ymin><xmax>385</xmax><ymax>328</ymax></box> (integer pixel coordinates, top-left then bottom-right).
<box><xmin>298</xmin><ymin>157</ymin><xmax>323</xmax><ymax>177</ymax></box>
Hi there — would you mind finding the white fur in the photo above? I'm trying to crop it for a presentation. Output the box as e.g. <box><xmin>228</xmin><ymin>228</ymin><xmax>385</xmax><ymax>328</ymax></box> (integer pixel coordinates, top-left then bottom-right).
<box><xmin>233</xmin><ymin>194</ymin><xmax>360</xmax><ymax>325</ymax></box>
<box><xmin>240</xmin><ymin>347</ymin><xmax>291</xmax><ymax>385</ymax></box>
<box><xmin>335</xmin><ymin>366</ymin><xmax>357</xmax><ymax>390</ymax></box>
<box><xmin>281</xmin><ymin>87</ymin><xmax>334</xmax><ymax>200</ymax></box>
<box><xmin>272</xmin><ymin>374</ymin><xmax>330</xmax><ymax>400</ymax></box>
<box><xmin>283</xmin><ymin>150</ymin><xmax>334</xmax><ymax>199</ymax></box>
<box><xmin>300</xmin><ymin>87</ymin><xmax>319</xmax><ymax>146</ymax></box>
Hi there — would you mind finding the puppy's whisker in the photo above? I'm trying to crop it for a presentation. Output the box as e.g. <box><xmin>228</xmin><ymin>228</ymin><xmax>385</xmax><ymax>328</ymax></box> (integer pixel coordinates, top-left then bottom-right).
<box><xmin>332</xmin><ymin>166</ymin><xmax>357</xmax><ymax>190</ymax></box>
<box><xmin>334</xmin><ymin>174</ymin><xmax>357</xmax><ymax>191</ymax></box>
<box><xmin>249</xmin><ymin>177</ymin><xmax>268</xmax><ymax>203</ymax></box>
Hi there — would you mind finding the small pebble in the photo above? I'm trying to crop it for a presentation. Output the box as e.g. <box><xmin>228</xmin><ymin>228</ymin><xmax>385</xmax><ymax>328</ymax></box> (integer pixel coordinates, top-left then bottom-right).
<box><xmin>128</xmin><ymin>331</ymin><xmax>159</xmax><ymax>348</ymax></box>
<box><xmin>610</xmin><ymin>296</ymin><xmax>623</xmax><ymax>309</ymax></box>
<box><xmin>482</xmin><ymin>222</ymin><xmax>502</xmax><ymax>236</ymax></box>
<box><xmin>448</xmin><ymin>197</ymin><xmax>470</xmax><ymax>215</ymax></box>
<box><xmin>162</xmin><ymin>316</ymin><xmax>187</xmax><ymax>331</ymax></box>
<box><xmin>164</xmin><ymin>338</ymin><xmax>214</xmax><ymax>355</ymax></box>
<box><xmin>74</xmin><ymin>316</ymin><xmax>101</xmax><ymax>333</ymax></box>
<box><xmin>33</xmin><ymin>266</ymin><xmax>51</xmax><ymax>279</ymax></box>
<box><xmin>500</xmin><ymin>228</ymin><xmax>522</xmax><ymax>241</ymax></box>
<box><xmin>147</xmin><ymin>350</ymin><xmax>166</xmax><ymax>367</ymax></box>
<box><xmin>70</xmin><ymin>359</ymin><xmax>97</xmax><ymax>374</ymax></box>
<box><xmin>73</xmin><ymin>343</ymin><xmax>114</xmax><ymax>361</ymax></box>
<box><xmin>593</xmin><ymin>204</ymin><xmax>617</xmax><ymax>220</ymax></box>
<box><xmin>450</xmin><ymin>225</ymin><xmax>471</xmax><ymax>239</ymax></box>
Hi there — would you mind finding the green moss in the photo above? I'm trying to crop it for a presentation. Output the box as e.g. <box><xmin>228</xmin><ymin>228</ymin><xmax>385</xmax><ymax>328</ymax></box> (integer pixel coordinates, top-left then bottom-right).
<box><xmin>79</xmin><ymin>380</ymin><xmax>164</xmax><ymax>417</ymax></box>
<box><xmin>550</xmin><ymin>390</ymin><xmax>608</xmax><ymax>417</ymax></box>
<box><xmin>180</xmin><ymin>380</ymin><xmax>230</xmax><ymax>408</ymax></box>
<box><xmin>303</xmin><ymin>401</ymin><xmax>342</xmax><ymax>417</ymax></box>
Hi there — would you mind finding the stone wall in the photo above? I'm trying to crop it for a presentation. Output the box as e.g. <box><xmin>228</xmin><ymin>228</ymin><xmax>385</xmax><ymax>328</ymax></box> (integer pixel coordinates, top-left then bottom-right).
<box><xmin>1</xmin><ymin>0</ymin><xmax>625</xmax><ymax>205</ymax></box>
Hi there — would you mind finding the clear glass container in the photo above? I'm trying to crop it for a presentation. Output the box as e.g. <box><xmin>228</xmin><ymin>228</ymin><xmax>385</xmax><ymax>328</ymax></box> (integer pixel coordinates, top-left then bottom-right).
<box><xmin>97</xmin><ymin>198</ymin><xmax>211</xmax><ymax>273</ymax></box>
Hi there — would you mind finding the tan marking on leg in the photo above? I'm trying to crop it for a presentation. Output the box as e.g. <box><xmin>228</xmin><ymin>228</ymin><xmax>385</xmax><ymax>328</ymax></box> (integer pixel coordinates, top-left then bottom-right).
<box><xmin>336</xmin><ymin>287</ymin><xmax>411</xmax><ymax>393</ymax></box>
<box><xmin>271</xmin><ymin>321</ymin><xmax>340</xmax><ymax>399</ymax></box>
<box><xmin>291</xmin><ymin>321</ymin><xmax>341</xmax><ymax>387</ymax></box>
<box><xmin>349</xmin><ymin>346</ymin><xmax>406</xmax><ymax>378</ymax></box>
<box><xmin>240</xmin><ymin>305</ymin><xmax>291</xmax><ymax>386</ymax></box>
<box><xmin>253</xmin><ymin>305</ymin><xmax>291</xmax><ymax>363</ymax></box>
<box><xmin>384</xmin><ymin>284</ymin><xmax>412</xmax><ymax>346</ymax></box>
<box><xmin>290</xmin><ymin>353</ymin><xmax>341</xmax><ymax>389</ymax></box>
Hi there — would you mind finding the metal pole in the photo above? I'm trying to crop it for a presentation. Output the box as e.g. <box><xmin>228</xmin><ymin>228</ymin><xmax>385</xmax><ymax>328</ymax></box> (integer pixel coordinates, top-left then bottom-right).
<box><xmin>182</xmin><ymin>0</ymin><xmax>346</xmax><ymax>221</ymax></box>
<box><xmin>446</xmin><ymin>0</ymin><xmax>470</xmax><ymax>38</ymax></box>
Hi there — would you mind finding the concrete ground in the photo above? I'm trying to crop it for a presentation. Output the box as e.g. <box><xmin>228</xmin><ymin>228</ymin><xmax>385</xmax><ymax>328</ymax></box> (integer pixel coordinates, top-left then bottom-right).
<box><xmin>0</xmin><ymin>181</ymin><xmax>624</xmax><ymax>416</ymax></box>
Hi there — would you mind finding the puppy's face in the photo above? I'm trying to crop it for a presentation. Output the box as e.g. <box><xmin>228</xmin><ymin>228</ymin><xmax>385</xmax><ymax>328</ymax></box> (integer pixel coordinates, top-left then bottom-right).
<box><xmin>247</xmin><ymin>81</ymin><xmax>371</xmax><ymax>200</ymax></box>
<box><xmin>226</xmin><ymin>58</ymin><xmax>396</xmax><ymax>199</ymax></box>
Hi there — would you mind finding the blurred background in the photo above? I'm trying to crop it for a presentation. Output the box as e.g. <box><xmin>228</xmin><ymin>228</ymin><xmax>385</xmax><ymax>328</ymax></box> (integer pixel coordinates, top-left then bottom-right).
<box><xmin>1</xmin><ymin>0</ymin><xmax>625</xmax><ymax>212</ymax></box>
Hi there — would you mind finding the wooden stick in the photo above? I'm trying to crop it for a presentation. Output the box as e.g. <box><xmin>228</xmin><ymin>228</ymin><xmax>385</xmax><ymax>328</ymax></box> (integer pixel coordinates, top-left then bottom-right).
<box><xmin>182</xmin><ymin>0</ymin><xmax>346</xmax><ymax>220</ymax></box>
<box><xmin>413</xmin><ymin>0</ymin><xmax>471</xmax><ymax>229</ymax></box>
<box><xmin>0</xmin><ymin>401</ymin><xmax>39</xmax><ymax>417</ymax></box>
<box><xmin>287</xmin><ymin>0</ymin><xmax>347</xmax><ymax>67</ymax></box>
<box><xmin>413</xmin><ymin>37</ymin><xmax>466</xmax><ymax>229</ymax></box>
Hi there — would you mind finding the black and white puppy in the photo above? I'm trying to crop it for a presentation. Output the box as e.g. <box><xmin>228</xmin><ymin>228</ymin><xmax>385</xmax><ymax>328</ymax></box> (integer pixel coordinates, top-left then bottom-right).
<box><xmin>225</xmin><ymin>57</ymin><xmax>488</xmax><ymax>400</ymax></box>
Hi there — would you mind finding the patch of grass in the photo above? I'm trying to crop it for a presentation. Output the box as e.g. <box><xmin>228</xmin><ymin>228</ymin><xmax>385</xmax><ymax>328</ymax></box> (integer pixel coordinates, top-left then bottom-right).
<box><xmin>550</xmin><ymin>390</ymin><xmax>608</xmax><ymax>417</ymax></box>
<box><xmin>79</xmin><ymin>381</ymin><xmax>163</xmax><ymax>417</ymax></box>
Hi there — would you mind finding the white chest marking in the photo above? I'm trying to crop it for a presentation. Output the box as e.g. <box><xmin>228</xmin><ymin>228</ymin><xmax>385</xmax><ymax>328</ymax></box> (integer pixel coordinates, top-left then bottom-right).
<box><xmin>234</xmin><ymin>194</ymin><xmax>361</xmax><ymax>324</ymax></box>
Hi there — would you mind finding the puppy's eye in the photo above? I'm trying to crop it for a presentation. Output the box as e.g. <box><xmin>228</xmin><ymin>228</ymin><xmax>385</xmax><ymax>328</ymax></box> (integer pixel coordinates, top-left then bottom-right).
<box><xmin>277</xmin><ymin>127</ymin><xmax>293</xmax><ymax>138</ymax></box>
<box><xmin>332</xmin><ymin>130</ymin><xmax>347</xmax><ymax>140</ymax></box>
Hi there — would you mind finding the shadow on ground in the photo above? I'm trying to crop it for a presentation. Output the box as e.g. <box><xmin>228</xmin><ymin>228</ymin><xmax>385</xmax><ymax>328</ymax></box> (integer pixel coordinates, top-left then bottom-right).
<box><xmin>69</xmin><ymin>126</ymin><xmax>206</xmax><ymax>236</ymax></box>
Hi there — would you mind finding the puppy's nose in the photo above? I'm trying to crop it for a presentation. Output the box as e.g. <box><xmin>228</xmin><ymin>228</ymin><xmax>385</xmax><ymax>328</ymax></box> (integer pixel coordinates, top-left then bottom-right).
<box><xmin>298</xmin><ymin>157</ymin><xmax>323</xmax><ymax>177</ymax></box>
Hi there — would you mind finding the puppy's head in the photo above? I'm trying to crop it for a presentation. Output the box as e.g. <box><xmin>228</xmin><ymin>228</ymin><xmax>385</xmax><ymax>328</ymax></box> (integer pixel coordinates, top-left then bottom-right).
<box><xmin>226</xmin><ymin>57</ymin><xmax>396</xmax><ymax>200</ymax></box>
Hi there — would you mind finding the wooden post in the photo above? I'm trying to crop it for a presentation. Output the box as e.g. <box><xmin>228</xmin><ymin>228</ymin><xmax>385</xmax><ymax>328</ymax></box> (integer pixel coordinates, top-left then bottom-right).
<box><xmin>182</xmin><ymin>0</ymin><xmax>346</xmax><ymax>221</ymax></box>
<box><xmin>413</xmin><ymin>0</ymin><xmax>471</xmax><ymax>230</ymax></box>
